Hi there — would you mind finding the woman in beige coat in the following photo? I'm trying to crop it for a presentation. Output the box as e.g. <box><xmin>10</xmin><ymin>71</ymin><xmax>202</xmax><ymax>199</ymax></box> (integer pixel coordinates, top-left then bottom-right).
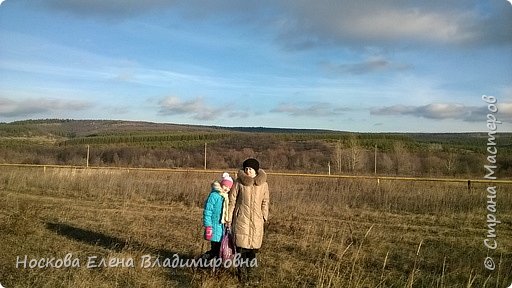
<box><xmin>227</xmin><ymin>158</ymin><xmax>269</xmax><ymax>284</ymax></box>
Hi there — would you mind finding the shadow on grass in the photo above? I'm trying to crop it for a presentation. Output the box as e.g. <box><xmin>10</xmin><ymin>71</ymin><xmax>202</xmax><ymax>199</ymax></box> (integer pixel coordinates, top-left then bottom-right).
<box><xmin>45</xmin><ymin>222</ymin><xmax>199</xmax><ymax>286</ymax></box>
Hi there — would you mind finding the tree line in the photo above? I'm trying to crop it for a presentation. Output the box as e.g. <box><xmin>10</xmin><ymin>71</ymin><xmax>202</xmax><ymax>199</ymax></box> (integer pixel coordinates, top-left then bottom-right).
<box><xmin>1</xmin><ymin>120</ymin><xmax>510</xmax><ymax>177</ymax></box>
<box><xmin>1</xmin><ymin>132</ymin><xmax>510</xmax><ymax>178</ymax></box>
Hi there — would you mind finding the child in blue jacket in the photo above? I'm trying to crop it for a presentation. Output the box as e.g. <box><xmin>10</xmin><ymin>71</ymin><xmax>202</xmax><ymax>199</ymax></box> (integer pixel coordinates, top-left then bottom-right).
<box><xmin>202</xmin><ymin>172</ymin><xmax>233</xmax><ymax>260</ymax></box>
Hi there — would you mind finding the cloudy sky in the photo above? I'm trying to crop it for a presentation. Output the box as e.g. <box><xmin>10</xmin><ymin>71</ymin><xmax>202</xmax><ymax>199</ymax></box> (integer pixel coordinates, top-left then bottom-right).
<box><xmin>1</xmin><ymin>0</ymin><xmax>511</xmax><ymax>132</ymax></box>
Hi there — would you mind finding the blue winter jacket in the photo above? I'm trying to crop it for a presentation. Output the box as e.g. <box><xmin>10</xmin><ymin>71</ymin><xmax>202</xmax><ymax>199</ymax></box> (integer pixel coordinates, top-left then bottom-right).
<box><xmin>203</xmin><ymin>182</ymin><xmax>225</xmax><ymax>242</ymax></box>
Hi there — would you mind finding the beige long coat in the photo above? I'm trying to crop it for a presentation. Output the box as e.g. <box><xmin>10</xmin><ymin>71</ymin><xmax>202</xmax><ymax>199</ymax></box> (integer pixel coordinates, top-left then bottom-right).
<box><xmin>227</xmin><ymin>169</ymin><xmax>270</xmax><ymax>249</ymax></box>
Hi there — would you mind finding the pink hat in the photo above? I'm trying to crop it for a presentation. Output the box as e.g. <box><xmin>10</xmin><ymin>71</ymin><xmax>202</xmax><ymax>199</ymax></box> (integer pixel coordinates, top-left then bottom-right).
<box><xmin>220</xmin><ymin>172</ymin><xmax>233</xmax><ymax>189</ymax></box>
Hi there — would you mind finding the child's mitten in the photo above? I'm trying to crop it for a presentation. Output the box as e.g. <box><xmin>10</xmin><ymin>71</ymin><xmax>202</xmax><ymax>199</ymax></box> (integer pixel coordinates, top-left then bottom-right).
<box><xmin>205</xmin><ymin>226</ymin><xmax>213</xmax><ymax>241</ymax></box>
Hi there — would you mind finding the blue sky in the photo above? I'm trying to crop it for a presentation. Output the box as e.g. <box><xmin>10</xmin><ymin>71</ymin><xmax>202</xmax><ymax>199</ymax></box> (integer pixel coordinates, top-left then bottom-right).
<box><xmin>0</xmin><ymin>0</ymin><xmax>511</xmax><ymax>132</ymax></box>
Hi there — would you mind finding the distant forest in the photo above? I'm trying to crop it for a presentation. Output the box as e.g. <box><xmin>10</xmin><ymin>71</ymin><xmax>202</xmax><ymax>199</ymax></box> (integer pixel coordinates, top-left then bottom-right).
<box><xmin>0</xmin><ymin>119</ymin><xmax>511</xmax><ymax>178</ymax></box>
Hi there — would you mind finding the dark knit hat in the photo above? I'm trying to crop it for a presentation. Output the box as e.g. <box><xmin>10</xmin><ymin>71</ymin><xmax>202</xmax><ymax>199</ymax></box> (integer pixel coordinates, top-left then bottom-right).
<box><xmin>242</xmin><ymin>158</ymin><xmax>260</xmax><ymax>171</ymax></box>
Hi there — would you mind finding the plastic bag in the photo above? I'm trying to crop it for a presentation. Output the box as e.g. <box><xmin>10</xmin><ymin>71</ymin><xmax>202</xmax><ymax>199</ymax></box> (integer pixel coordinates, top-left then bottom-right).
<box><xmin>219</xmin><ymin>227</ymin><xmax>236</xmax><ymax>261</ymax></box>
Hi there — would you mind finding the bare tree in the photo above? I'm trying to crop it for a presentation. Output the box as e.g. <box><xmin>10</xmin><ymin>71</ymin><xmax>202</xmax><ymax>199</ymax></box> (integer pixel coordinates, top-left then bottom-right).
<box><xmin>426</xmin><ymin>143</ymin><xmax>443</xmax><ymax>176</ymax></box>
<box><xmin>379</xmin><ymin>153</ymin><xmax>394</xmax><ymax>175</ymax></box>
<box><xmin>393</xmin><ymin>141</ymin><xmax>412</xmax><ymax>175</ymax></box>
<box><xmin>348</xmin><ymin>136</ymin><xmax>364</xmax><ymax>173</ymax></box>
<box><xmin>333</xmin><ymin>140</ymin><xmax>342</xmax><ymax>173</ymax></box>
<box><xmin>445</xmin><ymin>150</ymin><xmax>458</xmax><ymax>175</ymax></box>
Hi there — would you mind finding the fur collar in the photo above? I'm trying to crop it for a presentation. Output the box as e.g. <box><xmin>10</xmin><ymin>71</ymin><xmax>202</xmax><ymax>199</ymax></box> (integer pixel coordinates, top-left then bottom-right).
<box><xmin>237</xmin><ymin>169</ymin><xmax>267</xmax><ymax>186</ymax></box>
<box><xmin>211</xmin><ymin>181</ymin><xmax>222</xmax><ymax>192</ymax></box>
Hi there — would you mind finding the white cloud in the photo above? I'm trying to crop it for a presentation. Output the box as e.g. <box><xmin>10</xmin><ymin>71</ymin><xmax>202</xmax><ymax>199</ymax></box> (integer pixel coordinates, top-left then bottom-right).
<box><xmin>39</xmin><ymin>1</ymin><xmax>512</xmax><ymax>48</ymax></box>
<box><xmin>346</xmin><ymin>9</ymin><xmax>471</xmax><ymax>43</ymax></box>
<box><xmin>271</xmin><ymin>102</ymin><xmax>350</xmax><ymax>117</ymax></box>
<box><xmin>320</xmin><ymin>56</ymin><xmax>411</xmax><ymax>75</ymax></box>
<box><xmin>276</xmin><ymin>0</ymin><xmax>511</xmax><ymax>49</ymax></box>
<box><xmin>0</xmin><ymin>31</ymin><xmax>223</xmax><ymax>89</ymax></box>
<box><xmin>0</xmin><ymin>97</ymin><xmax>93</xmax><ymax>117</ymax></box>
<box><xmin>158</xmin><ymin>96</ymin><xmax>220</xmax><ymax>120</ymax></box>
<box><xmin>417</xmin><ymin>103</ymin><xmax>469</xmax><ymax>119</ymax></box>
<box><xmin>371</xmin><ymin>102</ymin><xmax>512</xmax><ymax>122</ymax></box>
<box><xmin>43</xmin><ymin>0</ymin><xmax>178</xmax><ymax>19</ymax></box>
<box><xmin>372</xmin><ymin>103</ymin><xmax>474</xmax><ymax>120</ymax></box>
<box><xmin>499</xmin><ymin>103</ymin><xmax>512</xmax><ymax>118</ymax></box>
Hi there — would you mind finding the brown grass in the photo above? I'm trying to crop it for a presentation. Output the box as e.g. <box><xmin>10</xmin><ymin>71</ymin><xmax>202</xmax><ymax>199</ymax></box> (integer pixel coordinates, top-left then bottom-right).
<box><xmin>0</xmin><ymin>166</ymin><xmax>511</xmax><ymax>287</ymax></box>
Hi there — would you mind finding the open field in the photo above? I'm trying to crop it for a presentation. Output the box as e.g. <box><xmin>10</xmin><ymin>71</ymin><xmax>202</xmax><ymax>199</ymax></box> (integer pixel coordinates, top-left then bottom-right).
<box><xmin>1</xmin><ymin>166</ymin><xmax>511</xmax><ymax>287</ymax></box>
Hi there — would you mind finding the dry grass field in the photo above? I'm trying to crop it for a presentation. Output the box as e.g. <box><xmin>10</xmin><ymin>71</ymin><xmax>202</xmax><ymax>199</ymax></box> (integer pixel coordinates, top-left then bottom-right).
<box><xmin>0</xmin><ymin>166</ymin><xmax>511</xmax><ymax>287</ymax></box>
